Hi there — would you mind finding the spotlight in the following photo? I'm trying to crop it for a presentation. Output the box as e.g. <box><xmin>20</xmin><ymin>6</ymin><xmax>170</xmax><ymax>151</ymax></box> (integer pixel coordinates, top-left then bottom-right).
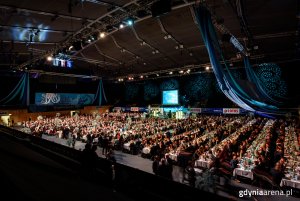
<box><xmin>140</xmin><ymin>75</ymin><xmax>144</xmax><ymax>79</ymax></box>
<box><xmin>119</xmin><ymin>23</ymin><xmax>124</xmax><ymax>29</ymax></box>
<box><xmin>205</xmin><ymin>66</ymin><xmax>210</xmax><ymax>71</ymax></box>
<box><xmin>47</xmin><ymin>56</ymin><xmax>53</xmax><ymax>61</ymax></box>
<box><xmin>169</xmin><ymin>71</ymin><xmax>173</xmax><ymax>75</ymax></box>
<box><xmin>156</xmin><ymin>74</ymin><xmax>159</xmax><ymax>77</ymax></box>
<box><xmin>99</xmin><ymin>32</ymin><xmax>105</xmax><ymax>38</ymax></box>
<box><xmin>179</xmin><ymin>70</ymin><xmax>184</xmax><ymax>74</ymax></box>
<box><xmin>187</xmin><ymin>69</ymin><xmax>191</xmax><ymax>73</ymax></box>
<box><xmin>126</xmin><ymin>19</ymin><xmax>134</xmax><ymax>26</ymax></box>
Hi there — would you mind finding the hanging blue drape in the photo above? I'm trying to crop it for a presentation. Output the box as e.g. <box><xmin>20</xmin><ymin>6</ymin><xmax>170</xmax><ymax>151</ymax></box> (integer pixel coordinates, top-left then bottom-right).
<box><xmin>0</xmin><ymin>72</ymin><xmax>30</xmax><ymax>106</ymax></box>
<box><xmin>193</xmin><ymin>5</ymin><xmax>283</xmax><ymax>114</ymax></box>
<box><xmin>93</xmin><ymin>79</ymin><xmax>107</xmax><ymax>106</ymax></box>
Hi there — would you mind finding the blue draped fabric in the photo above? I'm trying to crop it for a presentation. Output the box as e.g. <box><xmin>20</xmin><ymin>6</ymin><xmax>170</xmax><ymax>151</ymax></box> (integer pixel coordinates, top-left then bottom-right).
<box><xmin>0</xmin><ymin>72</ymin><xmax>30</xmax><ymax>106</ymax></box>
<box><xmin>93</xmin><ymin>79</ymin><xmax>107</xmax><ymax>106</ymax></box>
<box><xmin>194</xmin><ymin>5</ymin><xmax>283</xmax><ymax>114</ymax></box>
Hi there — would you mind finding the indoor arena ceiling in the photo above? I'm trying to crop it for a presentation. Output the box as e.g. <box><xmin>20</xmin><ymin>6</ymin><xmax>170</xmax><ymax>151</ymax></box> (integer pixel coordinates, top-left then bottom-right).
<box><xmin>0</xmin><ymin>0</ymin><xmax>298</xmax><ymax>79</ymax></box>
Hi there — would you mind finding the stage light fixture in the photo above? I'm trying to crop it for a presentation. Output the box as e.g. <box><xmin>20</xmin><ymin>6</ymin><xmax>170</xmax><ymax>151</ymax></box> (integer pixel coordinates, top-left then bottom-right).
<box><xmin>100</xmin><ymin>32</ymin><xmax>105</xmax><ymax>38</ymax></box>
<box><xmin>205</xmin><ymin>66</ymin><xmax>210</xmax><ymax>71</ymax></box>
<box><xmin>126</xmin><ymin>19</ymin><xmax>134</xmax><ymax>26</ymax></box>
<box><xmin>119</xmin><ymin>23</ymin><xmax>124</xmax><ymax>29</ymax></box>
<box><xmin>47</xmin><ymin>56</ymin><xmax>53</xmax><ymax>61</ymax></box>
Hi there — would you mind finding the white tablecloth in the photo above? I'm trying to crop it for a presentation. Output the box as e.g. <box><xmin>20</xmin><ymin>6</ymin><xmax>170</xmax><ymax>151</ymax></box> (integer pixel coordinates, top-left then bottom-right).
<box><xmin>166</xmin><ymin>153</ymin><xmax>177</xmax><ymax>161</ymax></box>
<box><xmin>233</xmin><ymin>168</ymin><xmax>254</xmax><ymax>180</ymax></box>
<box><xmin>123</xmin><ymin>142</ymin><xmax>131</xmax><ymax>150</ymax></box>
<box><xmin>195</xmin><ymin>159</ymin><xmax>212</xmax><ymax>169</ymax></box>
<box><xmin>280</xmin><ymin>178</ymin><xmax>300</xmax><ymax>189</ymax></box>
<box><xmin>142</xmin><ymin>147</ymin><xmax>151</xmax><ymax>154</ymax></box>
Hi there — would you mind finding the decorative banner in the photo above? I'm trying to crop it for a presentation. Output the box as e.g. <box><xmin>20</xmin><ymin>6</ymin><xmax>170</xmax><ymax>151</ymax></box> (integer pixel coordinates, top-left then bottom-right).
<box><xmin>113</xmin><ymin>107</ymin><xmax>122</xmax><ymax>112</ymax></box>
<box><xmin>130</xmin><ymin>107</ymin><xmax>139</xmax><ymax>112</ymax></box>
<box><xmin>189</xmin><ymin>108</ymin><xmax>202</xmax><ymax>113</ymax></box>
<box><xmin>35</xmin><ymin>93</ymin><xmax>94</xmax><ymax>105</ymax></box>
<box><xmin>223</xmin><ymin>108</ymin><xmax>240</xmax><ymax>114</ymax></box>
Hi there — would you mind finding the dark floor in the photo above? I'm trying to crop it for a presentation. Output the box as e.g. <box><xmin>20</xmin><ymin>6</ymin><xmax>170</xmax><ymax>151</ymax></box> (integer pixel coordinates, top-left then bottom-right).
<box><xmin>0</xmin><ymin>133</ymin><xmax>137</xmax><ymax>201</ymax></box>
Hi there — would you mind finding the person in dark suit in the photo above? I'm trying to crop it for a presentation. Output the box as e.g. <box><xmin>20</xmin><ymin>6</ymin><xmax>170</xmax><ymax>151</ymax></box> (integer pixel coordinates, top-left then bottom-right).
<box><xmin>152</xmin><ymin>155</ymin><xmax>160</xmax><ymax>175</ymax></box>
<box><xmin>270</xmin><ymin>162</ymin><xmax>283</xmax><ymax>185</ymax></box>
<box><xmin>184</xmin><ymin>160</ymin><xmax>196</xmax><ymax>187</ymax></box>
<box><xmin>102</xmin><ymin>135</ymin><xmax>109</xmax><ymax>155</ymax></box>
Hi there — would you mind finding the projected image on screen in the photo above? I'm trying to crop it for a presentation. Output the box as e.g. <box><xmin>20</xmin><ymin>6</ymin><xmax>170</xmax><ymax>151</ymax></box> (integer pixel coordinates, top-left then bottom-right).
<box><xmin>162</xmin><ymin>90</ymin><xmax>179</xmax><ymax>105</ymax></box>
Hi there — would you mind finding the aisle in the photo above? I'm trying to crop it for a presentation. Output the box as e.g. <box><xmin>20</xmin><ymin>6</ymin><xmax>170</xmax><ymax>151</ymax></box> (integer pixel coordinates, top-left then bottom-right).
<box><xmin>42</xmin><ymin>135</ymin><xmax>153</xmax><ymax>174</ymax></box>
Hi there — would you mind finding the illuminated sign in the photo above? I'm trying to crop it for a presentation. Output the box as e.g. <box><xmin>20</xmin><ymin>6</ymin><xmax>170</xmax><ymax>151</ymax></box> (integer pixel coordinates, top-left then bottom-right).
<box><xmin>52</xmin><ymin>58</ymin><xmax>73</xmax><ymax>68</ymax></box>
<box><xmin>223</xmin><ymin>108</ymin><xmax>240</xmax><ymax>114</ymax></box>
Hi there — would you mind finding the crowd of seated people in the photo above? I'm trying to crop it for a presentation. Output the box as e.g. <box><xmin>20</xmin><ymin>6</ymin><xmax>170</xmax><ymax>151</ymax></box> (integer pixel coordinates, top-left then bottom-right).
<box><xmin>20</xmin><ymin>112</ymin><xmax>300</xmax><ymax>189</ymax></box>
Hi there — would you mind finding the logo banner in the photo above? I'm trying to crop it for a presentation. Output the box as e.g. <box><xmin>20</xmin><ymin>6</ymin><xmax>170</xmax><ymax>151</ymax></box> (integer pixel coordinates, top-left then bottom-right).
<box><xmin>35</xmin><ymin>93</ymin><xmax>94</xmax><ymax>105</ymax></box>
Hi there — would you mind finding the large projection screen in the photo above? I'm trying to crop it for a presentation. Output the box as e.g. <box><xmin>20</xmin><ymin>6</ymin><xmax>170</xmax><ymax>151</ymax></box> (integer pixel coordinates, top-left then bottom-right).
<box><xmin>162</xmin><ymin>90</ymin><xmax>179</xmax><ymax>105</ymax></box>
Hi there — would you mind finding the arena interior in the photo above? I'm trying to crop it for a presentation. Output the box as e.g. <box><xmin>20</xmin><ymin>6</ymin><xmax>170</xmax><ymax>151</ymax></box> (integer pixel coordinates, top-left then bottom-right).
<box><xmin>0</xmin><ymin>0</ymin><xmax>299</xmax><ymax>201</ymax></box>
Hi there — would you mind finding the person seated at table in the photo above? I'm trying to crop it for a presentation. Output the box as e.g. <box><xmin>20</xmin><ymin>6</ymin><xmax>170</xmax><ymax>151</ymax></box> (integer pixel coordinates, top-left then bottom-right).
<box><xmin>230</xmin><ymin>154</ymin><xmax>239</xmax><ymax>170</ymax></box>
<box><xmin>206</xmin><ymin>150</ymin><xmax>215</xmax><ymax>161</ymax></box>
<box><xmin>278</xmin><ymin>157</ymin><xmax>286</xmax><ymax>170</ymax></box>
<box><xmin>255</xmin><ymin>155</ymin><xmax>268</xmax><ymax>172</ymax></box>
